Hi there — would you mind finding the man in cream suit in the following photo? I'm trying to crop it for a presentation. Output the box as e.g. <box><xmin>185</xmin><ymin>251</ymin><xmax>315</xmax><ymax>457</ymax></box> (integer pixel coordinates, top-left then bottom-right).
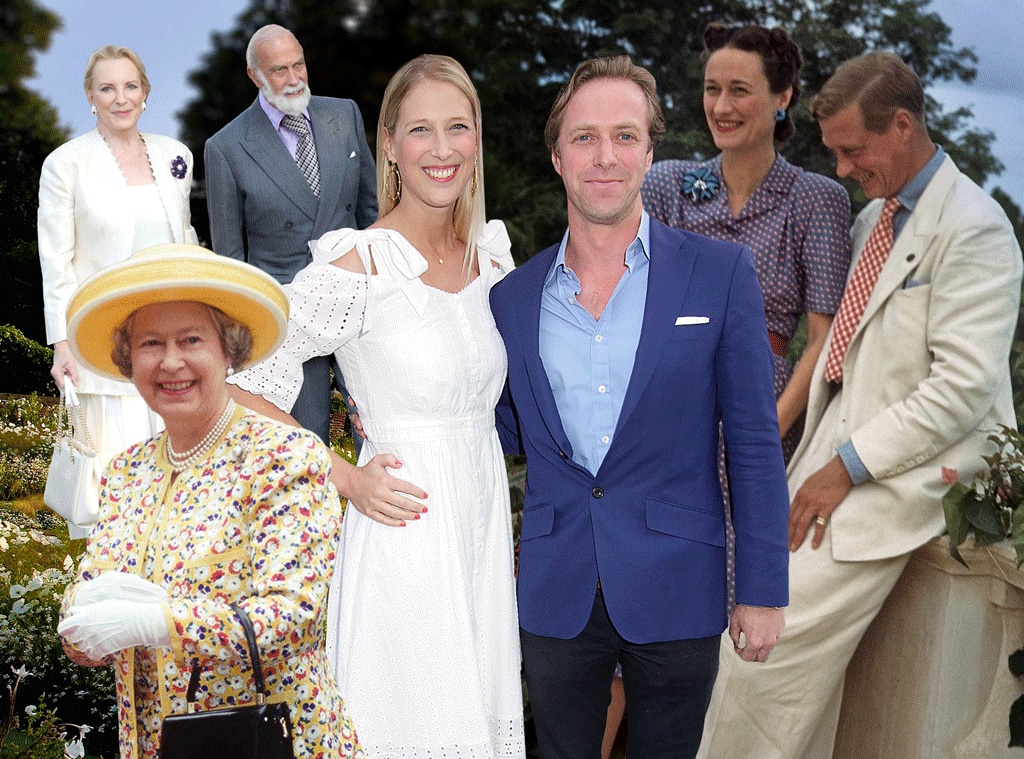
<box><xmin>699</xmin><ymin>51</ymin><xmax>1023</xmax><ymax>758</ymax></box>
<box><xmin>205</xmin><ymin>24</ymin><xmax>376</xmax><ymax>441</ymax></box>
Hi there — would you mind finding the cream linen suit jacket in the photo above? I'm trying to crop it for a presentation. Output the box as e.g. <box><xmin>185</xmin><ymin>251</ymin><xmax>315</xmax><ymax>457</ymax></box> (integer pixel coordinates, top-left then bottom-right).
<box><xmin>37</xmin><ymin>129</ymin><xmax>197</xmax><ymax>394</ymax></box>
<box><xmin>790</xmin><ymin>155</ymin><xmax>1023</xmax><ymax>562</ymax></box>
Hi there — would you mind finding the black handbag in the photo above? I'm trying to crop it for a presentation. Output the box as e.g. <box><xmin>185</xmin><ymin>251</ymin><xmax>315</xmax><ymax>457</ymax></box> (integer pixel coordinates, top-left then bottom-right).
<box><xmin>160</xmin><ymin>603</ymin><xmax>295</xmax><ymax>759</ymax></box>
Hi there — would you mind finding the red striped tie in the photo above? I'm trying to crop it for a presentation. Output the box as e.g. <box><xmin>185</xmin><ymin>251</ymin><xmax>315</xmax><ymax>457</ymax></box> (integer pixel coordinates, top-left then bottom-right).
<box><xmin>824</xmin><ymin>197</ymin><xmax>901</xmax><ymax>382</ymax></box>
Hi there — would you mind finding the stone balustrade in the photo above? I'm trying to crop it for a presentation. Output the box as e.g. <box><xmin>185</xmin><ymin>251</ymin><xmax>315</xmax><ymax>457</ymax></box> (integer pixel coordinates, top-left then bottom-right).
<box><xmin>834</xmin><ymin>535</ymin><xmax>1024</xmax><ymax>758</ymax></box>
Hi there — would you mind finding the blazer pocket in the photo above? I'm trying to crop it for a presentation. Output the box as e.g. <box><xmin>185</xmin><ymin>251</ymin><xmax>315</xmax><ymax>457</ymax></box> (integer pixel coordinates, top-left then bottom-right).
<box><xmin>668</xmin><ymin>320</ymin><xmax>715</xmax><ymax>343</ymax></box>
<box><xmin>645</xmin><ymin>497</ymin><xmax>725</xmax><ymax>547</ymax></box>
<box><xmin>520</xmin><ymin>503</ymin><xmax>554</xmax><ymax>541</ymax></box>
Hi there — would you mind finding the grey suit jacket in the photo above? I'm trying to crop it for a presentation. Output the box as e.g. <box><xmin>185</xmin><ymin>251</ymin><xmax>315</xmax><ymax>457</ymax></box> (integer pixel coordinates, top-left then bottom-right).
<box><xmin>204</xmin><ymin>95</ymin><xmax>377</xmax><ymax>284</ymax></box>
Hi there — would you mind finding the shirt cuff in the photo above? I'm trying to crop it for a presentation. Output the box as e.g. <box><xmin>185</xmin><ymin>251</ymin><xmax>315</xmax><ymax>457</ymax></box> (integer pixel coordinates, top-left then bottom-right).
<box><xmin>837</xmin><ymin>440</ymin><xmax>871</xmax><ymax>485</ymax></box>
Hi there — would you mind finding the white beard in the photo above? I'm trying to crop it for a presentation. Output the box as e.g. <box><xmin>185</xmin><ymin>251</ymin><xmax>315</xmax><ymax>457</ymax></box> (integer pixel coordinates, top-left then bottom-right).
<box><xmin>260</xmin><ymin>77</ymin><xmax>312</xmax><ymax>116</ymax></box>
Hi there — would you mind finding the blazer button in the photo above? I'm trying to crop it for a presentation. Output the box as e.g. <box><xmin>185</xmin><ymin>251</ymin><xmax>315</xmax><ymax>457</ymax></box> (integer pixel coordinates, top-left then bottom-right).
<box><xmin>346</xmin><ymin>203</ymin><xmax>353</xmax><ymax>211</ymax></box>
<box><xmin>285</xmin><ymin>221</ymin><xmax>293</xmax><ymax>228</ymax></box>
<box><xmin>592</xmin><ymin>487</ymin><xmax>604</xmax><ymax>499</ymax></box>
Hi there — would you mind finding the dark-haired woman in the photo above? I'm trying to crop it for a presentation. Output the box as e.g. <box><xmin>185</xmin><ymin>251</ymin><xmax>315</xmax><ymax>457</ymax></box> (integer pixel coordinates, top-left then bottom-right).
<box><xmin>643</xmin><ymin>23</ymin><xmax>851</xmax><ymax>460</ymax></box>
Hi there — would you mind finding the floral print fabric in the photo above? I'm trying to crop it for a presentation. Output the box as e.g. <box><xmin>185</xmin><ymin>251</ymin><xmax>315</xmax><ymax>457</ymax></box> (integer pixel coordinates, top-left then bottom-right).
<box><xmin>60</xmin><ymin>408</ymin><xmax>362</xmax><ymax>759</ymax></box>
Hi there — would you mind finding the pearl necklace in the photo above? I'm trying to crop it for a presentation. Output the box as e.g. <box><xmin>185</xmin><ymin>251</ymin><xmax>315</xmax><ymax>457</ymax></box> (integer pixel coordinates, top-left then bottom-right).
<box><xmin>166</xmin><ymin>401</ymin><xmax>235</xmax><ymax>473</ymax></box>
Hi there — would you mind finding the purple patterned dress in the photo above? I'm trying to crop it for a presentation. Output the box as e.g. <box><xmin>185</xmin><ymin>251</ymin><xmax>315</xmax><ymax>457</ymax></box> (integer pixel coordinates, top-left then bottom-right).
<box><xmin>643</xmin><ymin>153</ymin><xmax>851</xmax><ymax>459</ymax></box>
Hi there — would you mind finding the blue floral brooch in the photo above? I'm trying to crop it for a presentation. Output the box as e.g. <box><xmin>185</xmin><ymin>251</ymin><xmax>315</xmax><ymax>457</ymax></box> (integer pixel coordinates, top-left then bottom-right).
<box><xmin>170</xmin><ymin>156</ymin><xmax>187</xmax><ymax>179</ymax></box>
<box><xmin>681</xmin><ymin>166</ymin><xmax>720</xmax><ymax>202</ymax></box>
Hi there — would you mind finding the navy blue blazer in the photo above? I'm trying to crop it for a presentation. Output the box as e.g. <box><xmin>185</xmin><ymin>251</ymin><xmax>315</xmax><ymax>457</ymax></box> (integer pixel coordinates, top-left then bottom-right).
<box><xmin>490</xmin><ymin>218</ymin><xmax>790</xmax><ymax>643</ymax></box>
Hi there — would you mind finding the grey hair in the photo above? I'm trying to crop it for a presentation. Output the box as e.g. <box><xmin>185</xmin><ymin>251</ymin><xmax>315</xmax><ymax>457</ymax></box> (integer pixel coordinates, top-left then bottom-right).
<box><xmin>246</xmin><ymin>24</ymin><xmax>297</xmax><ymax>71</ymax></box>
<box><xmin>110</xmin><ymin>304</ymin><xmax>253</xmax><ymax>379</ymax></box>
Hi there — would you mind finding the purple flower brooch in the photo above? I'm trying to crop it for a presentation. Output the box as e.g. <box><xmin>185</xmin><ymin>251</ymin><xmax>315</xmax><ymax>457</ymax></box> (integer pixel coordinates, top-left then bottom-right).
<box><xmin>681</xmin><ymin>166</ymin><xmax>720</xmax><ymax>202</ymax></box>
<box><xmin>170</xmin><ymin>156</ymin><xmax>188</xmax><ymax>180</ymax></box>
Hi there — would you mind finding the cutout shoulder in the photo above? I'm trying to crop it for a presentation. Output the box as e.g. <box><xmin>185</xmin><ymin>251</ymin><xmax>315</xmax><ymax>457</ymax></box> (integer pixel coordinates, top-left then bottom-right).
<box><xmin>329</xmin><ymin>246</ymin><xmax>376</xmax><ymax>275</ymax></box>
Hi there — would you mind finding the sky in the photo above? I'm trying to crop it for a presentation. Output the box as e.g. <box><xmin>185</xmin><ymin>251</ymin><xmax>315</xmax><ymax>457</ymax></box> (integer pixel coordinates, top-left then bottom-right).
<box><xmin>30</xmin><ymin>0</ymin><xmax>1024</xmax><ymax>206</ymax></box>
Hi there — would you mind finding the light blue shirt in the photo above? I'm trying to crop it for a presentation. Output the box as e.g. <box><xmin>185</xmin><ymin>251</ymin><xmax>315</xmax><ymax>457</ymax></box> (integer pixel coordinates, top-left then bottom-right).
<box><xmin>838</xmin><ymin>145</ymin><xmax>946</xmax><ymax>484</ymax></box>
<box><xmin>258</xmin><ymin>91</ymin><xmax>313</xmax><ymax>161</ymax></box>
<box><xmin>539</xmin><ymin>212</ymin><xmax>651</xmax><ymax>475</ymax></box>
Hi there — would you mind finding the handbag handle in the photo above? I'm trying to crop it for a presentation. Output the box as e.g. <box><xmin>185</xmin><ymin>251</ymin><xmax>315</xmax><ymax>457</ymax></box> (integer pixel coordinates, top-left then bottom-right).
<box><xmin>60</xmin><ymin>379</ymin><xmax>97</xmax><ymax>452</ymax></box>
<box><xmin>185</xmin><ymin>603</ymin><xmax>270</xmax><ymax>708</ymax></box>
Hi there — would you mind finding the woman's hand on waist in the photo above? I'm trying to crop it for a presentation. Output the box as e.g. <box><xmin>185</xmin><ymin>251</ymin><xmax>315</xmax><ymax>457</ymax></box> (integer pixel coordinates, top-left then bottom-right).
<box><xmin>332</xmin><ymin>451</ymin><xmax>427</xmax><ymax>527</ymax></box>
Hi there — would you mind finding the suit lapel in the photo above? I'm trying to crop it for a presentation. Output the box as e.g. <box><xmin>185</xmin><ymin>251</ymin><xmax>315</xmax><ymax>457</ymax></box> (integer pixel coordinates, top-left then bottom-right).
<box><xmin>856</xmin><ymin>157</ymin><xmax>957</xmax><ymax>333</ymax></box>
<box><xmin>145</xmin><ymin>136</ymin><xmax>186</xmax><ymax>243</ymax></box>
<box><xmin>614</xmin><ymin>221</ymin><xmax>693</xmax><ymax>436</ymax></box>
<box><xmin>309</xmin><ymin>99</ymin><xmax>343</xmax><ymax>233</ymax></box>
<box><xmin>239</xmin><ymin>99</ymin><xmax>318</xmax><ymax>221</ymax></box>
<box><xmin>519</xmin><ymin>245</ymin><xmax>576</xmax><ymax>458</ymax></box>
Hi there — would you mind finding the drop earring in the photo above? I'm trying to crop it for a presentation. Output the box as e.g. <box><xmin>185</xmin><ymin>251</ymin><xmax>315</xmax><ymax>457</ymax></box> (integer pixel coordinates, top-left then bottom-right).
<box><xmin>774</xmin><ymin>108</ymin><xmax>786</xmax><ymax>122</ymax></box>
<box><xmin>141</xmin><ymin>101</ymin><xmax>147</xmax><ymax>111</ymax></box>
<box><xmin>91</xmin><ymin>105</ymin><xmax>97</xmax><ymax>115</ymax></box>
<box><xmin>386</xmin><ymin>160</ymin><xmax>402</xmax><ymax>203</ymax></box>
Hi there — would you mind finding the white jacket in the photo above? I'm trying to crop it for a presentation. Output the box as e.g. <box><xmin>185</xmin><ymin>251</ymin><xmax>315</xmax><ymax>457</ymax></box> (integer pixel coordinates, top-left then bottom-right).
<box><xmin>38</xmin><ymin>129</ymin><xmax>197</xmax><ymax>394</ymax></box>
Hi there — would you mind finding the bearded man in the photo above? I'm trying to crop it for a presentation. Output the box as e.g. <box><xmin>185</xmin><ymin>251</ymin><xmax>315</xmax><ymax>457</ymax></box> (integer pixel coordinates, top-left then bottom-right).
<box><xmin>205</xmin><ymin>24</ymin><xmax>377</xmax><ymax>441</ymax></box>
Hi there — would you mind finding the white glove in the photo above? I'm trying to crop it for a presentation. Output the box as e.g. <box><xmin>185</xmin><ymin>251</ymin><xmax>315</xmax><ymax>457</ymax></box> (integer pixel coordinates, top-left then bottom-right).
<box><xmin>58</xmin><ymin>599</ymin><xmax>170</xmax><ymax>659</ymax></box>
<box><xmin>72</xmin><ymin>572</ymin><xmax>169</xmax><ymax>607</ymax></box>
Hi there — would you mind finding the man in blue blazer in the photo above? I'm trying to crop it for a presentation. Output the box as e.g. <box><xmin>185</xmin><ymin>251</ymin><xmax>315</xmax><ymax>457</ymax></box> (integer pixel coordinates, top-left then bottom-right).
<box><xmin>205</xmin><ymin>24</ymin><xmax>376</xmax><ymax>442</ymax></box>
<box><xmin>490</xmin><ymin>56</ymin><xmax>790</xmax><ymax>758</ymax></box>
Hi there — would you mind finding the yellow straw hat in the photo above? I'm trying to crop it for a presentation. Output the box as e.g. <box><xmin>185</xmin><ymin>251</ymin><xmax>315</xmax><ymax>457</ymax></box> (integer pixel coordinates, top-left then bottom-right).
<box><xmin>66</xmin><ymin>243</ymin><xmax>290</xmax><ymax>382</ymax></box>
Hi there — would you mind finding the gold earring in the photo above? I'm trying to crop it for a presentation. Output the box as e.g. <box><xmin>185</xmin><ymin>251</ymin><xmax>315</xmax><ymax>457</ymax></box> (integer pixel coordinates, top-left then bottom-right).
<box><xmin>471</xmin><ymin>157</ymin><xmax>478</xmax><ymax>197</ymax></box>
<box><xmin>386</xmin><ymin>160</ymin><xmax>402</xmax><ymax>203</ymax></box>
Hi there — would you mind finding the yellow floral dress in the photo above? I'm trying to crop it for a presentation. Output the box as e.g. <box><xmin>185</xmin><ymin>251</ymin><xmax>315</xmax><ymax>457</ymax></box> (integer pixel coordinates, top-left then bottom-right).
<box><xmin>60</xmin><ymin>407</ymin><xmax>363</xmax><ymax>759</ymax></box>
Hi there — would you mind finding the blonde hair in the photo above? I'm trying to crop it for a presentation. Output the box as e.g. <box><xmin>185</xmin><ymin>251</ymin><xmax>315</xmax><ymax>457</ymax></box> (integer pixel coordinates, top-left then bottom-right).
<box><xmin>376</xmin><ymin>55</ymin><xmax>485</xmax><ymax>270</ymax></box>
<box><xmin>545</xmin><ymin>55</ymin><xmax>665</xmax><ymax>155</ymax></box>
<box><xmin>83</xmin><ymin>45</ymin><xmax>151</xmax><ymax>99</ymax></box>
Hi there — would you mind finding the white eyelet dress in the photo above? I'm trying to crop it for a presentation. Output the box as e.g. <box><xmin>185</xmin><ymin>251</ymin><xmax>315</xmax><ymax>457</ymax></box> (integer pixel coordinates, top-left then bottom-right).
<box><xmin>231</xmin><ymin>221</ymin><xmax>525</xmax><ymax>758</ymax></box>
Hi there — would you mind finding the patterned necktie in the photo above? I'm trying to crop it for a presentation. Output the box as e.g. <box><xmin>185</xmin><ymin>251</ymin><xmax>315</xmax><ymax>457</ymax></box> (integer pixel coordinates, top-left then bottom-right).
<box><xmin>823</xmin><ymin>196</ymin><xmax>901</xmax><ymax>383</ymax></box>
<box><xmin>280</xmin><ymin>115</ymin><xmax>321</xmax><ymax>197</ymax></box>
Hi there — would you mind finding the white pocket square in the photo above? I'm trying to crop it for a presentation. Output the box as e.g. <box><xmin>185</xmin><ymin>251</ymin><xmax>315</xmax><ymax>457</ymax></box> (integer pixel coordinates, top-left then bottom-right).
<box><xmin>675</xmin><ymin>316</ymin><xmax>709</xmax><ymax>326</ymax></box>
<box><xmin>349</xmin><ymin>151</ymin><xmax>357</xmax><ymax>158</ymax></box>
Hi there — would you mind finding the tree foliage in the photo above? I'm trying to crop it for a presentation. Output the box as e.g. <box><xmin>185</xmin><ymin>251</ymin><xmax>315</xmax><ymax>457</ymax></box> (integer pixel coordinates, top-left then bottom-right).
<box><xmin>0</xmin><ymin>0</ymin><xmax>68</xmax><ymax>345</ymax></box>
<box><xmin>179</xmin><ymin>0</ymin><xmax>1003</xmax><ymax>261</ymax></box>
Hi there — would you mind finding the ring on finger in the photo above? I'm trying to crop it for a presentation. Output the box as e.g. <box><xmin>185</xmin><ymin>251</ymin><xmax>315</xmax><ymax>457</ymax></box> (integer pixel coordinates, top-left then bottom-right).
<box><xmin>814</xmin><ymin>515</ymin><xmax>828</xmax><ymax>527</ymax></box>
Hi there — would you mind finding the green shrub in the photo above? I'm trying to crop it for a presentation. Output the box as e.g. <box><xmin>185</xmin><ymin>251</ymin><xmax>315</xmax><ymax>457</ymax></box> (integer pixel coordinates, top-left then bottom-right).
<box><xmin>0</xmin><ymin>396</ymin><xmax>57</xmax><ymax>500</ymax></box>
<box><xmin>0</xmin><ymin>510</ymin><xmax>116</xmax><ymax>758</ymax></box>
<box><xmin>0</xmin><ymin>328</ymin><xmax>55</xmax><ymax>397</ymax></box>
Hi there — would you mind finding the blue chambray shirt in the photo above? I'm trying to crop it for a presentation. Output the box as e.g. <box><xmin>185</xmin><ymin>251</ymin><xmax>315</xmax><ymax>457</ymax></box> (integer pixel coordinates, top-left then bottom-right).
<box><xmin>838</xmin><ymin>145</ymin><xmax>946</xmax><ymax>483</ymax></box>
<box><xmin>539</xmin><ymin>212</ymin><xmax>651</xmax><ymax>476</ymax></box>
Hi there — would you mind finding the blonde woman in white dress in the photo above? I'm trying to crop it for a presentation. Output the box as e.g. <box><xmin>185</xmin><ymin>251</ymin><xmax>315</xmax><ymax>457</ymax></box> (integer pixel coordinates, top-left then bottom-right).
<box><xmin>38</xmin><ymin>45</ymin><xmax>197</xmax><ymax>537</ymax></box>
<box><xmin>230</xmin><ymin>55</ymin><xmax>525</xmax><ymax>758</ymax></box>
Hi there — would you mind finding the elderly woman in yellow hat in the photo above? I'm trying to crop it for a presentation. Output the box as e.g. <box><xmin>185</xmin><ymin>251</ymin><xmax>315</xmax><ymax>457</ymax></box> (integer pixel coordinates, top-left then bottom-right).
<box><xmin>55</xmin><ymin>243</ymin><xmax>363</xmax><ymax>759</ymax></box>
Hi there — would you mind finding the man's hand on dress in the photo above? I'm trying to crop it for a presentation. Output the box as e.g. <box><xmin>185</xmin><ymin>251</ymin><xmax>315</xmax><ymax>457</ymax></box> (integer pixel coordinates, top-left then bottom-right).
<box><xmin>347</xmin><ymin>395</ymin><xmax>366</xmax><ymax>440</ymax></box>
<box><xmin>788</xmin><ymin>455</ymin><xmax>853</xmax><ymax>551</ymax></box>
<box><xmin>334</xmin><ymin>453</ymin><xmax>427</xmax><ymax>527</ymax></box>
<box><xmin>729</xmin><ymin>605</ymin><xmax>785</xmax><ymax>663</ymax></box>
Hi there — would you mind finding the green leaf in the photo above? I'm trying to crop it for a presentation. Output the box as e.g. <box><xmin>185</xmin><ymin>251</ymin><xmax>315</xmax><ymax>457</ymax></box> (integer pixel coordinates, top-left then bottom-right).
<box><xmin>974</xmin><ymin>529</ymin><xmax>1004</xmax><ymax>548</ymax></box>
<box><xmin>942</xmin><ymin>482</ymin><xmax>973</xmax><ymax>549</ymax></box>
<box><xmin>1011</xmin><ymin>693</ymin><xmax>1024</xmax><ymax>747</ymax></box>
<box><xmin>1012</xmin><ymin>505</ymin><xmax>1024</xmax><ymax>568</ymax></box>
<box><xmin>949</xmin><ymin>542</ymin><xmax>969</xmax><ymax>568</ymax></box>
<box><xmin>1009</xmin><ymin>648</ymin><xmax>1024</xmax><ymax>679</ymax></box>
<box><xmin>965</xmin><ymin>498</ymin><xmax>1004</xmax><ymax>536</ymax></box>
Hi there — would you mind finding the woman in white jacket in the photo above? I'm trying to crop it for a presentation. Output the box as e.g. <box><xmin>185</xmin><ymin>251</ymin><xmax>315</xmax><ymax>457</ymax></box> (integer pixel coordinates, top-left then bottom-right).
<box><xmin>38</xmin><ymin>45</ymin><xmax>197</xmax><ymax>537</ymax></box>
